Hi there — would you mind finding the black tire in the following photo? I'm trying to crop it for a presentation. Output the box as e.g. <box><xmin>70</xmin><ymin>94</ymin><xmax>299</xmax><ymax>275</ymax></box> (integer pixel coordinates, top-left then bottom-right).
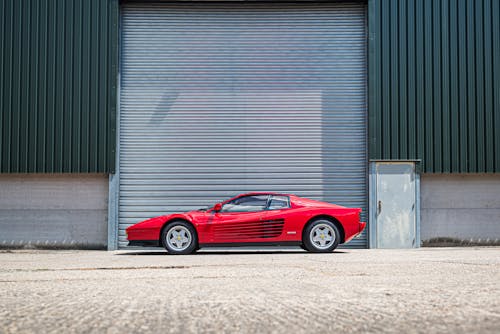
<box><xmin>161</xmin><ymin>221</ymin><xmax>198</xmax><ymax>255</ymax></box>
<box><xmin>302</xmin><ymin>219</ymin><xmax>340</xmax><ymax>253</ymax></box>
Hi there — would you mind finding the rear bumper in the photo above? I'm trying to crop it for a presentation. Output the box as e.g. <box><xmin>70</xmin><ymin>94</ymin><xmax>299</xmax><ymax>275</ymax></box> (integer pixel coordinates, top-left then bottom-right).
<box><xmin>359</xmin><ymin>221</ymin><xmax>366</xmax><ymax>233</ymax></box>
<box><xmin>344</xmin><ymin>221</ymin><xmax>366</xmax><ymax>243</ymax></box>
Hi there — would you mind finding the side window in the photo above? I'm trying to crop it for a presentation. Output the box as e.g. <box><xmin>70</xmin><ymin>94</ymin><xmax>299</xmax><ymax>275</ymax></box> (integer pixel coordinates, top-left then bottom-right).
<box><xmin>268</xmin><ymin>195</ymin><xmax>290</xmax><ymax>210</ymax></box>
<box><xmin>221</xmin><ymin>195</ymin><xmax>269</xmax><ymax>213</ymax></box>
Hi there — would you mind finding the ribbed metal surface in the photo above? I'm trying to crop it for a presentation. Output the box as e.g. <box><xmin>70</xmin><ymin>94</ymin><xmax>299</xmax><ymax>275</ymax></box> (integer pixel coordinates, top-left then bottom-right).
<box><xmin>369</xmin><ymin>0</ymin><xmax>500</xmax><ymax>173</ymax></box>
<box><xmin>0</xmin><ymin>0</ymin><xmax>119</xmax><ymax>173</ymax></box>
<box><xmin>213</xmin><ymin>219</ymin><xmax>285</xmax><ymax>240</ymax></box>
<box><xmin>119</xmin><ymin>2</ymin><xmax>367</xmax><ymax>248</ymax></box>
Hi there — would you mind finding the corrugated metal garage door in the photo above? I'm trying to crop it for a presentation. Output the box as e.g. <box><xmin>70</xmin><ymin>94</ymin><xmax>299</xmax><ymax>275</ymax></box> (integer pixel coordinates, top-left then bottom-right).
<box><xmin>119</xmin><ymin>2</ymin><xmax>367</xmax><ymax>248</ymax></box>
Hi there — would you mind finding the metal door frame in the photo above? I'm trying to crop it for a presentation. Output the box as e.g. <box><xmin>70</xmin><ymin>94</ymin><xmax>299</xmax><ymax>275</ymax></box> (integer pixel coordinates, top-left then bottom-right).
<box><xmin>107</xmin><ymin>6</ymin><xmax>122</xmax><ymax>251</ymax></box>
<box><xmin>368</xmin><ymin>160</ymin><xmax>421</xmax><ymax>249</ymax></box>
<box><xmin>108</xmin><ymin>2</ymin><xmax>369</xmax><ymax>250</ymax></box>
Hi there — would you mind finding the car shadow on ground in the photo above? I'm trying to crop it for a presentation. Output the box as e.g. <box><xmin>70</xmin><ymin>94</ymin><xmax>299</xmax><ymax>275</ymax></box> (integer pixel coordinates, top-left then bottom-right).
<box><xmin>116</xmin><ymin>250</ymin><xmax>348</xmax><ymax>256</ymax></box>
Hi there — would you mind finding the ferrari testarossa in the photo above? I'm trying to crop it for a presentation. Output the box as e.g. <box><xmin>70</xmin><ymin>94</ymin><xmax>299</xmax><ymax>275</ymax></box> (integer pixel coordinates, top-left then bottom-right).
<box><xmin>126</xmin><ymin>192</ymin><xmax>366</xmax><ymax>254</ymax></box>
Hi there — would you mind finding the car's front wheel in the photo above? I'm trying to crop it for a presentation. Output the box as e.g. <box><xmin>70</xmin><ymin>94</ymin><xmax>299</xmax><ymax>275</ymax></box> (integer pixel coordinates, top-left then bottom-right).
<box><xmin>161</xmin><ymin>221</ymin><xmax>198</xmax><ymax>255</ymax></box>
<box><xmin>302</xmin><ymin>219</ymin><xmax>340</xmax><ymax>253</ymax></box>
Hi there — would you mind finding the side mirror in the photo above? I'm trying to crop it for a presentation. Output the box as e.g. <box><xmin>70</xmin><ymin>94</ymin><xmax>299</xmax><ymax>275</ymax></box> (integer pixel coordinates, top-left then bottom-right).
<box><xmin>213</xmin><ymin>203</ymin><xmax>222</xmax><ymax>212</ymax></box>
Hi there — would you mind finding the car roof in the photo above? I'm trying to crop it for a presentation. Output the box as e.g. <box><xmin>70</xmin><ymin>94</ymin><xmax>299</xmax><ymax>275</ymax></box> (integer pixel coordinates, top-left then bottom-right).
<box><xmin>236</xmin><ymin>192</ymin><xmax>293</xmax><ymax>198</ymax></box>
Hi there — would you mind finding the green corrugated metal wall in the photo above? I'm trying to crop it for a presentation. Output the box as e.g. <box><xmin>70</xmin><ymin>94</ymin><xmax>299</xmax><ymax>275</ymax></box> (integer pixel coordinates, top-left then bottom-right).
<box><xmin>1</xmin><ymin>0</ymin><xmax>499</xmax><ymax>174</ymax></box>
<box><xmin>369</xmin><ymin>0</ymin><xmax>500</xmax><ymax>173</ymax></box>
<box><xmin>0</xmin><ymin>0</ymin><xmax>119</xmax><ymax>173</ymax></box>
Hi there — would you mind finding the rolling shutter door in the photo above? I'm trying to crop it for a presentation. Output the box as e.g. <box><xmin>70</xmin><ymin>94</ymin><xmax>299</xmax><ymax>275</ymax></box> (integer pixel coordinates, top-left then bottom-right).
<box><xmin>119</xmin><ymin>2</ymin><xmax>367</xmax><ymax>248</ymax></box>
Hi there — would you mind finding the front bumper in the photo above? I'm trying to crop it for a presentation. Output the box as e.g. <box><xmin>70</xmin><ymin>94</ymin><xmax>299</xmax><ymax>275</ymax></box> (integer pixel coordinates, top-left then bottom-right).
<box><xmin>128</xmin><ymin>240</ymin><xmax>161</xmax><ymax>247</ymax></box>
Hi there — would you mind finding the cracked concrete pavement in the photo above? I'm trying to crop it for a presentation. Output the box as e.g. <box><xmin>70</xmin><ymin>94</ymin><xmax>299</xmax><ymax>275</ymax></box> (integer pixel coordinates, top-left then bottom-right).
<box><xmin>0</xmin><ymin>247</ymin><xmax>499</xmax><ymax>333</ymax></box>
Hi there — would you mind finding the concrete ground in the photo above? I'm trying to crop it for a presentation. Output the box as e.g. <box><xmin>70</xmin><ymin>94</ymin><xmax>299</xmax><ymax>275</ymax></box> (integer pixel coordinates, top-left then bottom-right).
<box><xmin>0</xmin><ymin>247</ymin><xmax>499</xmax><ymax>334</ymax></box>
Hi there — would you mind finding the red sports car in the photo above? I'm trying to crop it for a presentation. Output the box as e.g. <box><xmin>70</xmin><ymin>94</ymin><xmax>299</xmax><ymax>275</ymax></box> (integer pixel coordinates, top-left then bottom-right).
<box><xmin>126</xmin><ymin>192</ymin><xmax>366</xmax><ymax>254</ymax></box>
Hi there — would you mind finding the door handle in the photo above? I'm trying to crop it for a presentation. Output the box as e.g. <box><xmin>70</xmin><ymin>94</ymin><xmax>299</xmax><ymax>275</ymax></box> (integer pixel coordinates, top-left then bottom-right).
<box><xmin>377</xmin><ymin>200</ymin><xmax>382</xmax><ymax>215</ymax></box>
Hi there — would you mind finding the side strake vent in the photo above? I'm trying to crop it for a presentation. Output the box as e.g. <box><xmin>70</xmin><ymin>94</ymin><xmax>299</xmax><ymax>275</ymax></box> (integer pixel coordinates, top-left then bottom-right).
<box><xmin>213</xmin><ymin>219</ymin><xmax>284</xmax><ymax>240</ymax></box>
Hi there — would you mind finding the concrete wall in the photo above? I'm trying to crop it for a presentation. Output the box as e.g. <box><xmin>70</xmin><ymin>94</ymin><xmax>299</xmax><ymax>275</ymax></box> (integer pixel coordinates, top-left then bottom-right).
<box><xmin>0</xmin><ymin>174</ymin><xmax>108</xmax><ymax>248</ymax></box>
<box><xmin>421</xmin><ymin>174</ymin><xmax>500</xmax><ymax>244</ymax></box>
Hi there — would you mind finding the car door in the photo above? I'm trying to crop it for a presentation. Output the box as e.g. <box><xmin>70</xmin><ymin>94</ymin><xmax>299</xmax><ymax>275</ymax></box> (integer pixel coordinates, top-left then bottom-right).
<box><xmin>259</xmin><ymin>195</ymin><xmax>296</xmax><ymax>241</ymax></box>
<box><xmin>210</xmin><ymin>195</ymin><xmax>281</xmax><ymax>243</ymax></box>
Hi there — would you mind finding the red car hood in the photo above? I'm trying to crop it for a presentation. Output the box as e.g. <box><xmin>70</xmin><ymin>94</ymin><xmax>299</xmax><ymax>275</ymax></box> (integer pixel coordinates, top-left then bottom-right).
<box><xmin>127</xmin><ymin>210</ymin><xmax>207</xmax><ymax>231</ymax></box>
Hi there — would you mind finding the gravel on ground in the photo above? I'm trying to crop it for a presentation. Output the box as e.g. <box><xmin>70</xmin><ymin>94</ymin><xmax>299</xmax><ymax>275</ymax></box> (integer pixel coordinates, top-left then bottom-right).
<box><xmin>0</xmin><ymin>247</ymin><xmax>499</xmax><ymax>333</ymax></box>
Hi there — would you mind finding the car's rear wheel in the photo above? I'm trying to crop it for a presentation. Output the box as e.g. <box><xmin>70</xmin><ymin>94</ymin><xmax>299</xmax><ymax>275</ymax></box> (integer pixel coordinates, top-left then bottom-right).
<box><xmin>302</xmin><ymin>219</ymin><xmax>340</xmax><ymax>253</ymax></box>
<box><xmin>161</xmin><ymin>221</ymin><xmax>197</xmax><ymax>255</ymax></box>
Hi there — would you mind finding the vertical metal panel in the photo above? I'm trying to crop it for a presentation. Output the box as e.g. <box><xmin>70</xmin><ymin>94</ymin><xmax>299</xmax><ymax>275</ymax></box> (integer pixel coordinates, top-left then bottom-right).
<box><xmin>449</xmin><ymin>0</ymin><xmax>460</xmax><ymax>172</ymax></box>
<box><xmin>0</xmin><ymin>0</ymin><xmax>119</xmax><ymax>173</ymax></box>
<box><xmin>415</xmin><ymin>0</ymin><xmax>425</xmax><ymax>168</ymax></box>
<box><xmin>368</xmin><ymin>0</ymin><xmax>380</xmax><ymax>160</ymax></box>
<box><xmin>423</xmin><ymin>0</ymin><xmax>433</xmax><ymax>170</ymax></box>
<box><xmin>406</xmin><ymin>0</ymin><xmax>416</xmax><ymax>160</ymax></box>
<box><xmin>119</xmin><ymin>2</ymin><xmax>368</xmax><ymax>248</ymax></box>
<box><xmin>398</xmin><ymin>0</ymin><xmax>407</xmax><ymax>159</ymax></box>
<box><xmin>466</xmin><ymin>0</ymin><xmax>476</xmax><ymax>172</ymax></box>
<box><xmin>432</xmin><ymin>0</ymin><xmax>442</xmax><ymax>171</ymax></box>
<box><xmin>3</xmin><ymin>0</ymin><xmax>13</xmax><ymax>171</ymax></box>
<box><xmin>440</xmin><ymin>0</ymin><xmax>450</xmax><ymax>172</ymax></box>
<box><xmin>493</xmin><ymin>0</ymin><xmax>500</xmax><ymax>172</ymax></box>
<box><xmin>381</xmin><ymin>0</ymin><xmax>390</xmax><ymax>157</ymax></box>
<box><xmin>368</xmin><ymin>0</ymin><xmax>500</xmax><ymax>173</ymax></box>
<box><xmin>389</xmin><ymin>0</ymin><xmax>399</xmax><ymax>159</ymax></box>
<box><xmin>457</xmin><ymin>0</ymin><xmax>467</xmax><ymax>172</ymax></box>
<box><xmin>484</xmin><ymin>0</ymin><xmax>494</xmax><ymax>172</ymax></box>
<box><xmin>475</xmin><ymin>0</ymin><xmax>484</xmax><ymax>172</ymax></box>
